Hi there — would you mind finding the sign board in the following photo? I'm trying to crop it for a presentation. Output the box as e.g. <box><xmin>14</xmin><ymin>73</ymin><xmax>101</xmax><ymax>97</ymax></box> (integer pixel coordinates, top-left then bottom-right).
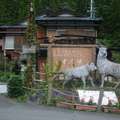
<box><xmin>77</xmin><ymin>90</ymin><xmax>118</xmax><ymax>105</ymax></box>
<box><xmin>0</xmin><ymin>84</ymin><xmax>7</xmax><ymax>94</ymax></box>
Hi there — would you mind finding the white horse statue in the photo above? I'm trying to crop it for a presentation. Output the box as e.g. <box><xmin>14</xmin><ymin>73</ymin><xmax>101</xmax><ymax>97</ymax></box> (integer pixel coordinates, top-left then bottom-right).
<box><xmin>97</xmin><ymin>47</ymin><xmax>120</xmax><ymax>88</ymax></box>
<box><xmin>63</xmin><ymin>63</ymin><xmax>97</xmax><ymax>88</ymax></box>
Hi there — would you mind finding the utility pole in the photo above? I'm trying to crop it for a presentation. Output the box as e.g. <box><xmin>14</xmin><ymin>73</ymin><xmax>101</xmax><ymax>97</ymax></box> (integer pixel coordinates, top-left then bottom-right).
<box><xmin>4</xmin><ymin>49</ymin><xmax>6</xmax><ymax>76</ymax></box>
<box><xmin>24</xmin><ymin>0</ymin><xmax>37</xmax><ymax>88</ymax></box>
<box><xmin>25</xmin><ymin>0</ymin><xmax>36</xmax><ymax>46</ymax></box>
<box><xmin>90</xmin><ymin>0</ymin><xmax>96</xmax><ymax>19</ymax></box>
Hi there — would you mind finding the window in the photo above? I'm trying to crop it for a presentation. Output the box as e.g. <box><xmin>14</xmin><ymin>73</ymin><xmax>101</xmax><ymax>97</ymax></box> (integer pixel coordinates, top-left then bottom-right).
<box><xmin>5</xmin><ymin>36</ymin><xmax>14</xmax><ymax>50</ymax></box>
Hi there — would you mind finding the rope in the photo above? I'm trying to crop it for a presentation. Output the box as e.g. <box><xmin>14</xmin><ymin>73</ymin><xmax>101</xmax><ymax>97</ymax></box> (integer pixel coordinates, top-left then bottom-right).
<box><xmin>52</xmin><ymin>88</ymin><xmax>78</xmax><ymax>98</ymax></box>
<box><xmin>7</xmin><ymin>85</ymin><xmax>78</xmax><ymax>98</ymax></box>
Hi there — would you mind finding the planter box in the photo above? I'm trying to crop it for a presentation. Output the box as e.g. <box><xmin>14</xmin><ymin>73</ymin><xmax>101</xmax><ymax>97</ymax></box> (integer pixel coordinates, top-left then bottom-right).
<box><xmin>56</xmin><ymin>102</ymin><xmax>75</xmax><ymax>109</ymax></box>
<box><xmin>112</xmin><ymin>109</ymin><xmax>120</xmax><ymax>113</ymax></box>
<box><xmin>76</xmin><ymin>104</ymin><xmax>97</xmax><ymax>111</ymax></box>
<box><xmin>56</xmin><ymin>102</ymin><xmax>98</xmax><ymax>111</ymax></box>
<box><xmin>102</xmin><ymin>106</ymin><xmax>120</xmax><ymax>113</ymax></box>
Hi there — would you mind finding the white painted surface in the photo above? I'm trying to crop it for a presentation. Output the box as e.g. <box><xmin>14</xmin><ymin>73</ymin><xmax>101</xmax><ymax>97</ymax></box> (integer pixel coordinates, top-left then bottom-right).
<box><xmin>0</xmin><ymin>85</ymin><xmax>7</xmax><ymax>93</ymax></box>
<box><xmin>102</xmin><ymin>91</ymin><xmax>118</xmax><ymax>105</ymax></box>
<box><xmin>77</xmin><ymin>90</ymin><xmax>99</xmax><ymax>104</ymax></box>
<box><xmin>77</xmin><ymin>90</ymin><xmax>118</xmax><ymax>105</ymax></box>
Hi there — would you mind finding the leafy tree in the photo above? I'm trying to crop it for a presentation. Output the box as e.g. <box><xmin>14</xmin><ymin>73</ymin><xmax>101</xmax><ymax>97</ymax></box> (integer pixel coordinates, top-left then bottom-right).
<box><xmin>96</xmin><ymin>0</ymin><xmax>120</xmax><ymax>47</ymax></box>
<box><xmin>0</xmin><ymin>0</ymin><xmax>120</xmax><ymax>47</ymax></box>
<box><xmin>0</xmin><ymin>0</ymin><xmax>19</xmax><ymax>24</ymax></box>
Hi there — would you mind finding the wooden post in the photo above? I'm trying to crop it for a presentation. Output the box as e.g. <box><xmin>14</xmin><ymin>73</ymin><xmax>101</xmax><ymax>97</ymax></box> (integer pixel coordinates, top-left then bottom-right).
<box><xmin>47</xmin><ymin>44</ymin><xmax>53</xmax><ymax>105</ymax></box>
<box><xmin>48</xmin><ymin>44</ymin><xmax>52</xmax><ymax>65</ymax></box>
<box><xmin>97</xmin><ymin>88</ymin><xmax>104</xmax><ymax>112</ymax></box>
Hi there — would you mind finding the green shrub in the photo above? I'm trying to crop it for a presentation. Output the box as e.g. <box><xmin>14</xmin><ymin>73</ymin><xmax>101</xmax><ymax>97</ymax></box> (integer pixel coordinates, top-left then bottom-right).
<box><xmin>17</xmin><ymin>95</ymin><xmax>28</xmax><ymax>103</ymax></box>
<box><xmin>116</xmin><ymin>102</ymin><xmax>120</xmax><ymax>109</ymax></box>
<box><xmin>0</xmin><ymin>72</ymin><xmax>15</xmax><ymax>83</ymax></box>
<box><xmin>8</xmin><ymin>75</ymin><xmax>25</xmax><ymax>98</ymax></box>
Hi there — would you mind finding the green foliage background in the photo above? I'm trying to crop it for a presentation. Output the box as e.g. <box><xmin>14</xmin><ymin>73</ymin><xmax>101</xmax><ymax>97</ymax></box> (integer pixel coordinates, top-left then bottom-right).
<box><xmin>0</xmin><ymin>0</ymin><xmax>120</xmax><ymax>47</ymax></box>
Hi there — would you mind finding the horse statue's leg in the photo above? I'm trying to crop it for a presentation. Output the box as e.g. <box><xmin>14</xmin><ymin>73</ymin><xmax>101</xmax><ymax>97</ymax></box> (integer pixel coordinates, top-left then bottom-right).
<box><xmin>63</xmin><ymin>75</ymin><xmax>71</xmax><ymax>87</ymax></box>
<box><xmin>81</xmin><ymin>76</ymin><xmax>86</xmax><ymax>89</ymax></box>
<box><xmin>100</xmin><ymin>74</ymin><xmax>105</xmax><ymax>88</ymax></box>
<box><xmin>63</xmin><ymin>79</ymin><xmax>69</xmax><ymax>86</ymax></box>
<box><xmin>88</xmin><ymin>76</ymin><xmax>95</xmax><ymax>87</ymax></box>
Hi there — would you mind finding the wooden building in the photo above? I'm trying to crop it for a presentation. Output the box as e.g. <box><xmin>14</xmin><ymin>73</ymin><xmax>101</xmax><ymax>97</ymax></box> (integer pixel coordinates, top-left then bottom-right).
<box><xmin>0</xmin><ymin>11</ymin><xmax>101</xmax><ymax>78</ymax></box>
<box><xmin>36</xmin><ymin>13</ymin><xmax>101</xmax><ymax>78</ymax></box>
<box><xmin>0</xmin><ymin>25</ymin><xmax>26</xmax><ymax>60</ymax></box>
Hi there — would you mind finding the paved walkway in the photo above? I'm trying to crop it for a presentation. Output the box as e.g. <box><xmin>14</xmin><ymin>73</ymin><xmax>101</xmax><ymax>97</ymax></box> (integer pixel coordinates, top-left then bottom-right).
<box><xmin>0</xmin><ymin>95</ymin><xmax>120</xmax><ymax>120</ymax></box>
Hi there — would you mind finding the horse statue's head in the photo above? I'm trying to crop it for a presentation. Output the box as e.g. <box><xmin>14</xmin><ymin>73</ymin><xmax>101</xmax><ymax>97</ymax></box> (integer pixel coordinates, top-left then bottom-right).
<box><xmin>89</xmin><ymin>62</ymin><xmax>97</xmax><ymax>71</ymax></box>
<box><xmin>98</xmin><ymin>47</ymin><xmax>107</xmax><ymax>58</ymax></box>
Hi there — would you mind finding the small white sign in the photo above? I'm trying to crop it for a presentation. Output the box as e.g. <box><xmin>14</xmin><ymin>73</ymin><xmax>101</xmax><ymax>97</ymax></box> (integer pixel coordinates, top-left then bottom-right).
<box><xmin>77</xmin><ymin>90</ymin><xmax>99</xmax><ymax>104</ymax></box>
<box><xmin>77</xmin><ymin>90</ymin><xmax>118</xmax><ymax>105</ymax></box>
<box><xmin>0</xmin><ymin>85</ymin><xmax>7</xmax><ymax>93</ymax></box>
<box><xmin>102</xmin><ymin>91</ymin><xmax>118</xmax><ymax>105</ymax></box>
